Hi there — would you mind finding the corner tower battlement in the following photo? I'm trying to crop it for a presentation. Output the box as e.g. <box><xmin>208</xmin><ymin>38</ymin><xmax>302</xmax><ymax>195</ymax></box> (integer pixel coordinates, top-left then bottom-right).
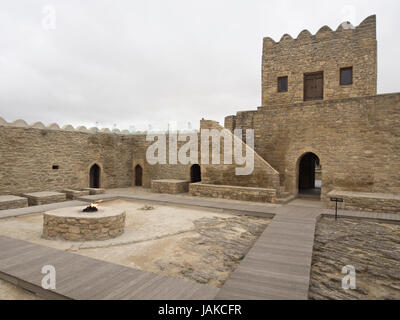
<box><xmin>262</xmin><ymin>15</ymin><xmax>377</xmax><ymax>106</ymax></box>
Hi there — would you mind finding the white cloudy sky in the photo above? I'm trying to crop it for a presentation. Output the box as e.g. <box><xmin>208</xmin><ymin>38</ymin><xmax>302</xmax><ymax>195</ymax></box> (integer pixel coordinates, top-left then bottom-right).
<box><xmin>0</xmin><ymin>0</ymin><xmax>398</xmax><ymax>131</ymax></box>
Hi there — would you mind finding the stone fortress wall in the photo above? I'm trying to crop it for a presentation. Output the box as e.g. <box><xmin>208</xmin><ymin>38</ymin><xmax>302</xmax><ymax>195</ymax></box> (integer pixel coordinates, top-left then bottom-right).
<box><xmin>262</xmin><ymin>15</ymin><xmax>377</xmax><ymax>106</ymax></box>
<box><xmin>0</xmin><ymin>119</ymin><xmax>191</xmax><ymax>194</ymax></box>
<box><xmin>225</xmin><ymin>93</ymin><xmax>400</xmax><ymax>201</ymax></box>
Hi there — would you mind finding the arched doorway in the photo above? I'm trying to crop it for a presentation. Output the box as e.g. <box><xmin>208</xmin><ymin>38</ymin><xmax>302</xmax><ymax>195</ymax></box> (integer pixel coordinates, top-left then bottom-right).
<box><xmin>135</xmin><ymin>165</ymin><xmax>143</xmax><ymax>186</ymax></box>
<box><xmin>89</xmin><ymin>164</ymin><xmax>101</xmax><ymax>188</ymax></box>
<box><xmin>298</xmin><ymin>152</ymin><xmax>321</xmax><ymax>196</ymax></box>
<box><xmin>190</xmin><ymin>164</ymin><xmax>201</xmax><ymax>183</ymax></box>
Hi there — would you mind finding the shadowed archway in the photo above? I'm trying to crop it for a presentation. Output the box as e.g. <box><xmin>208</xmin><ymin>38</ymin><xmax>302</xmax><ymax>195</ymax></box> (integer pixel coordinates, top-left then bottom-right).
<box><xmin>298</xmin><ymin>152</ymin><xmax>321</xmax><ymax>196</ymax></box>
<box><xmin>89</xmin><ymin>164</ymin><xmax>101</xmax><ymax>188</ymax></box>
<box><xmin>135</xmin><ymin>165</ymin><xmax>143</xmax><ymax>186</ymax></box>
<box><xmin>190</xmin><ymin>164</ymin><xmax>201</xmax><ymax>183</ymax></box>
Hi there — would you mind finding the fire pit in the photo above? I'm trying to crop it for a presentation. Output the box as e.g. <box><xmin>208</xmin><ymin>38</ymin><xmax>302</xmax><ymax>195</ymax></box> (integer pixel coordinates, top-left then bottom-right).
<box><xmin>82</xmin><ymin>202</ymin><xmax>100</xmax><ymax>212</ymax></box>
<box><xmin>42</xmin><ymin>205</ymin><xmax>126</xmax><ymax>241</ymax></box>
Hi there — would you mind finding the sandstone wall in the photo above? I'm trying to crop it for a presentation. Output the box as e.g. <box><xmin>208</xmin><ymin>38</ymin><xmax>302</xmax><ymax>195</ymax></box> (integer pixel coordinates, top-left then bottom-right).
<box><xmin>0</xmin><ymin>125</ymin><xmax>135</xmax><ymax>194</ymax></box>
<box><xmin>262</xmin><ymin>15</ymin><xmax>377</xmax><ymax>106</ymax></box>
<box><xmin>225</xmin><ymin>93</ymin><xmax>400</xmax><ymax>200</ymax></box>
<box><xmin>200</xmin><ymin>120</ymin><xmax>281</xmax><ymax>193</ymax></box>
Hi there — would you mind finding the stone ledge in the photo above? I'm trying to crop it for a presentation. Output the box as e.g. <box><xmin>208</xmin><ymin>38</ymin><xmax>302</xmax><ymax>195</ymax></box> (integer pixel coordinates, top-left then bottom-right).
<box><xmin>22</xmin><ymin>191</ymin><xmax>66</xmax><ymax>206</ymax></box>
<box><xmin>63</xmin><ymin>189</ymin><xmax>90</xmax><ymax>200</ymax></box>
<box><xmin>83</xmin><ymin>188</ymin><xmax>106</xmax><ymax>195</ymax></box>
<box><xmin>0</xmin><ymin>195</ymin><xmax>29</xmax><ymax>210</ymax></box>
<box><xmin>327</xmin><ymin>190</ymin><xmax>400</xmax><ymax>214</ymax></box>
<box><xmin>151</xmin><ymin>179</ymin><xmax>190</xmax><ymax>194</ymax></box>
<box><xmin>189</xmin><ymin>183</ymin><xmax>277</xmax><ymax>203</ymax></box>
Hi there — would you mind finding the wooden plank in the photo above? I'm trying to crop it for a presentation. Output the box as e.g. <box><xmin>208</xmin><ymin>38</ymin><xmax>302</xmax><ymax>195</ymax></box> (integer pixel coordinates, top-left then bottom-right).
<box><xmin>0</xmin><ymin>236</ymin><xmax>218</xmax><ymax>300</ymax></box>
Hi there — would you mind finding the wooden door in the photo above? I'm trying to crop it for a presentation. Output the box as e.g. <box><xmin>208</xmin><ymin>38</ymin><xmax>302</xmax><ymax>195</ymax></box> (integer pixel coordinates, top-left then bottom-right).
<box><xmin>304</xmin><ymin>72</ymin><xmax>323</xmax><ymax>101</ymax></box>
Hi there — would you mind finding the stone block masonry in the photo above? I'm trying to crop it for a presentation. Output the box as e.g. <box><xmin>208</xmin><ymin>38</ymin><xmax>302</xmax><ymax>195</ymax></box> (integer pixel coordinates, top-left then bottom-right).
<box><xmin>22</xmin><ymin>191</ymin><xmax>66</xmax><ymax>206</ymax></box>
<box><xmin>0</xmin><ymin>195</ymin><xmax>28</xmax><ymax>210</ymax></box>
<box><xmin>42</xmin><ymin>206</ymin><xmax>126</xmax><ymax>241</ymax></box>
<box><xmin>327</xmin><ymin>190</ymin><xmax>400</xmax><ymax>214</ymax></box>
<box><xmin>189</xmin><ymin>183</ymin><xmax>277</xmax><ymax>203</ymax></box>
<box><xmin>151</xmin><ymin>179</ymin><xmax>189</xmax><ymax>194</ymax></box>
<box><xmin>63</xmin><ymin>189</ymin><xmax>90</xmax><ymax>200</ymax></box>
<box><xmin>262</xmin><ymin>15</ymin><xmax>377</xmax><ymax>106</ymax></box>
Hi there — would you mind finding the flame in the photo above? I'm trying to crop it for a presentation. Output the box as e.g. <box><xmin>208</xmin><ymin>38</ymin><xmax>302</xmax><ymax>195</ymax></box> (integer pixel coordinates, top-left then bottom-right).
<box><xmin>91</xmin><ymin>200</ymin><xmax>103</xmax><ymax>207</ymax></box>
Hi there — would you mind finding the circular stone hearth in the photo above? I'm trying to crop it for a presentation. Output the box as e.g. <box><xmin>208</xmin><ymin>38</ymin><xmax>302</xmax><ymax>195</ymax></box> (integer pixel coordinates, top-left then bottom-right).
<box><xmin>42</xmin><ymin>206</ymin><xmax>126</xmax><ymax>241</ymax></box>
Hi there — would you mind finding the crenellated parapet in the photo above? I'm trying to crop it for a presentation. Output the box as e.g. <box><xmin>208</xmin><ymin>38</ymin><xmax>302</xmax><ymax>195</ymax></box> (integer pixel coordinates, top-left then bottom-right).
<box><xmin>262</xmin><ymin>15</ymin><xmax>377</xmax><ymax>106</ymax></box>
<box><xmin>0</xmin><ymin>116</ymin><xmax>132</xmax><ymax>135</ymax></box>
<box><xmin>262</xmin><ymin>15</ymin><xmax>375</xmax><ymax>49</ymax></box>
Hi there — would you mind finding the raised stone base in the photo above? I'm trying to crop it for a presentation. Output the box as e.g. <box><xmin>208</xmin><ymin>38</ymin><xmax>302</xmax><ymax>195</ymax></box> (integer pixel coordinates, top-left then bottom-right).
<box><xmin>22</xmin><ymin>191</ymin><xmax>66</xmax><ymax>206</ymax></box>
<box><xmin>84</xmin><ymin>188</ymin><xmax>106</xmax><ymax>195</ymax></box>
<box><xmin>189</xmin><ymin>183</ymin><xmax>277</xmax><ymax>203</ymax></box>
<box><xmin>327</xmin><ymin>190</ymin><xmax>400</xmax><ymax>213</ymax></box>
<box><xmin>63</xmin><ymin>189</ymin><xmax>90</xmax><ymax>200</ymax></box>
<box><xmin>42</xmin><ymin>206</ymin><xmax>126</xmax><ymax>241</ymax></box>
<box><xmin>151</xmin><ymin>179</ymin><xmax>189</xmax><ymax>194</ymax></box>
<box><xmin>0</xmin><ymin>195</ymin><xmax>29</xmax><ymax>210</ymax></box>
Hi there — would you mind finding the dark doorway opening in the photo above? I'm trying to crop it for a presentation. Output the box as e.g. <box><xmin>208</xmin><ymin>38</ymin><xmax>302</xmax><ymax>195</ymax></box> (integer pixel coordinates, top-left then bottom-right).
<box><xmin>190</xmin><ymin>164</ymin><xmax>201</xmax><ymax>183</ymax></box>
<box><xmin>89</xmin><ymin>164</ymin><xmax>100</xmax><ymax>188</ymax></box>
<box><xmin>298</xmin><ymin>153</ymin><xmax>321</xmax><ymax>196</ymax></box>
<box><xmin>135</xmin><ymin>165</ymin><xmax>143</xmax><ymax>186</ymax></box>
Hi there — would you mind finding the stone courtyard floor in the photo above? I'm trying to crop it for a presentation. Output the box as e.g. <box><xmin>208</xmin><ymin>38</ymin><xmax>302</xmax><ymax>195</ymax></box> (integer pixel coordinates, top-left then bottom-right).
<box><xmin>309</xmin><ymin>217</ymin><xmax>400</xmax><ymax>300</ymax></box>
<box><xmin>0</xmin><ymin>188</ymin><xmax>399</xmax><ymax>300</ymax></box>
<box><xmin>0</xmin><ymin>199</ymin><xmax>270</xmax><ymax>299</ymax></box>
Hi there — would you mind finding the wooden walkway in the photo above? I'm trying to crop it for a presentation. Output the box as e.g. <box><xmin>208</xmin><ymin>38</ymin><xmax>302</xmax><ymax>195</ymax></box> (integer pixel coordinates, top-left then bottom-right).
<box><xmin>216</xmin><ymin>206</ymin><xmax>321</xmax><ymax>300</ymax></box>
<box><xmin>0</xmin><ymin>236</ymin><xmax>219</xmax><ymax>300</ymax></box>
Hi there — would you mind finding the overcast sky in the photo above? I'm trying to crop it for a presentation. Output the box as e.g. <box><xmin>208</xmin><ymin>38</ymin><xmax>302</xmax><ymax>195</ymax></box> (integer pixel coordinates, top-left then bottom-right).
<box><xmin>0</xmin><ymin>0</ymin><xmax>398</xmax><ymax>131</ymax></box>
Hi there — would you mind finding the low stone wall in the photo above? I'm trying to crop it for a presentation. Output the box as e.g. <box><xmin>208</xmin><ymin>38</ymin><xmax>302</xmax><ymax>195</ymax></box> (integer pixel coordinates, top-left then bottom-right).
<box><xmin>63</xmin><ymin>189</ymin><xmax>90</xmax><ymax>200</ymax></box>
<box><xmin>0</xmin><ymin>195</ymin><xmax>28</xmax><ymax>210</ymax></box>
<box><xmin>84</xmin><ymin>188</ymin><xmax>106</xmax><ymax>195</ymax></box>
<box><xmin>22</xmin><ymin>191</ymin><xmax>66</xmax><ymax>206</ymax></box>
<box><xmin>189</xmin><ymin>183</ymin><xmax>277</xmax><ymax>203</ymax></box>
<box><xmin>42</xmin><ymin>206</ymin><xmax>126</xmax><ymax>241</ymax></box>
<box><xmin>327</xmin><ymin>190</ymin><xmax>400</xmax><ymax>213</ymax></box>
<box><xmin>151</xmin><ymin>179</ymin><xmax>190</xmax><ymax>194</ymax></box>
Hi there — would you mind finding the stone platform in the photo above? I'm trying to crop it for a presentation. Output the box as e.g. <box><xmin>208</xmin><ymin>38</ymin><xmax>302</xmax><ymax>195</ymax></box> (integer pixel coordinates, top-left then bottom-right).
<box><xmin>327</xmin><ymin>190</ymin><xmax>400</xmax><ymax>214</ymax></box>
<box><xmin>63</xmin><ymin>189</ymin><xmax>90</xmax><ymax>200</ymax></box>
<box><xmin>22</xmin><ymin>191</ymin><xmax>66</xmax><ymax>206</ymax></box>
<box><xmin>151</xmin><ymin>179</ymin><xmax>189</xmax><ymax>194</ymax></box>
<box><xmin>189</xmin><ymin>183</ymin><xmax>277</xmax><ymax>203</ymax></box>
<box><xmin>0</xmin><ymin>195</ymin><xmax>28</xmax><ymax>210</ymax></box>
<box><xmin>84</xmin><ymin>188</ymin><xmax>106</xmax><ymax>195</ymax></box>
<box><xmin>42</xmin><ymin>206</ymin><xmax>126</xmax><ymax>241</ymax></box>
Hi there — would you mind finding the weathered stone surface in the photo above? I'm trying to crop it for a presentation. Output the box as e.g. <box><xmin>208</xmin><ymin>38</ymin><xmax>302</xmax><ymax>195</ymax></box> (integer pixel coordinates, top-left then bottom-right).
<box><xmin>153</xmin><ymin>215</ymin><xmax>270</xmax><ymax>287</ymax></box>
<box><xmin>83</xmin><ymin>188</ymin><xmax>106</xmax><ymax>195</ymax></box>
<box><xmin>151</xmin><ymin>179</ymin><xmax>189</xmax><ymax>194</ymax></box>
<box><xmin>327</xmin><ymin>190</ymin><xmax>400</xmax><ymax>214</ymax></box>
<box><xmin>261</xmin><ymin>15</ymin><xmax>377</xmax><ymax>106</ymax></box>
<box><xmin>189</xmin><ymin>182</ymin><xmax>277</xmax><ymax>203</ymax></box>
<box><xmin>22</xmin><ymin>191</ymin><xmax>66</xmax><ymax>206</ymax></box>
<box><xmin>63</xmin><ymin>189</ymin><xmax>90</xmax><ymax>200</ymax></box>
<box><xmin>0</xmin><ymin>195</ymin><xmax>28</xmax><ymax>210</ymax></box>
<box><xmin>42</xmin><ymin>206</ymin><xmax>126</xmax><ymax>241</ymax></box>
<box><xmin>309</xmin><ymin>217</ymin><xmax>400</xmax><ymax>300</ymax></box>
